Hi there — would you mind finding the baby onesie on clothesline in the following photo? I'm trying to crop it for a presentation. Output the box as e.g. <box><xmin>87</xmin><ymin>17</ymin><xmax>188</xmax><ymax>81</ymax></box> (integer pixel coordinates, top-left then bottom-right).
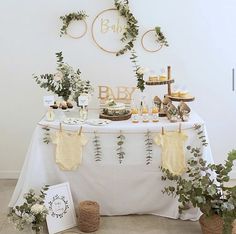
<box><xmin>154</xmin><ymin>131</ymin><xmax>188</xmax><ymax>175</ymax></box>
<box><xmin>51</xmin><ymin>130</ymin><xmax>88</xmax><ymax>171</ymax></box>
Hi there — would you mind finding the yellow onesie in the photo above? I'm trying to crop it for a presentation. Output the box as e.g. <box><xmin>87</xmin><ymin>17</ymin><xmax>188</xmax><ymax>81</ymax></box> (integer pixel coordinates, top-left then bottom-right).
<box><xmin>154</xmin><ymin>131</ymin><xmax>188</xmax><ymax>175</ymax></box>
<box><xmin>51</xmin><ymin>130</ymin><xmax>88</xmax><ymax>171</ymax></box>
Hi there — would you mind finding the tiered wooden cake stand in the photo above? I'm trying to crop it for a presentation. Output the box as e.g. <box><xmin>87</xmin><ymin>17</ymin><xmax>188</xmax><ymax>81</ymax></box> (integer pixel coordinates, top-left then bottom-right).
<box><xmin>145</xmin><ymin>66</ymin><xmax>195</xmax><ymax>102</ymax></box>
<box><xmin>146</xmin><ymin>66</ymin><xmax>195</xmax><ymax>116</ymax></box>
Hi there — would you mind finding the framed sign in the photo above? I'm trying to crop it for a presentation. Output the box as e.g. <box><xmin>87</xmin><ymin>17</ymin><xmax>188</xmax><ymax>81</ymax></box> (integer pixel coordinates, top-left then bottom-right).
<box><xmin>43</xmin><ymin>95</ymin><xmax>55</xmax><ymax>107</ymax></box>
<box><xmin>45</xmin><ymin>182</ymin><xmax>77</xmax><ymax>234</ymax></box>
<box><xmin>91</xmin><ymin>8</ymin><xmax>127</xmax><ymax>54</ymax></box>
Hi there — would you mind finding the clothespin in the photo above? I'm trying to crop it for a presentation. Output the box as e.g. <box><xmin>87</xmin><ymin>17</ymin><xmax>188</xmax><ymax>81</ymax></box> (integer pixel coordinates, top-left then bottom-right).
<box><xmin>59</xmin><ymin>122</ymin><xmax>62</xmax><ymax>132</ymax></box>
<box><xmin>179</xmin><ymin>123</ymin><xmax>182</xmax><ymax>133</ymax></box>
<box><xmin>162</xmin><ymin>126</ymin><xmax>164</xmax><ymax>135</ymax></box>
<box><xmin>79</xmin><ymin>126</ymin><xmax>83</xmax><ymax>135</ymax></box>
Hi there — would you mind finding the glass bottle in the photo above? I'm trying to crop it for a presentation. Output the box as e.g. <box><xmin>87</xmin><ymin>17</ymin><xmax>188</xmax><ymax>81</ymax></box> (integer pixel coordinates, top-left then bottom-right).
<box><xmin>142</xmin><ymin>106</ymin><xmax>149</xmax><ymax>123</ymax></box>
<box><xmin>152</xmin><ymin>105</ymin><xmax>159</xmax><ymax>122</ymax></box>
<box><xmin>45</xmin><ymin>108</ymin><xmax>55</xmax><ymax>121</ymax></box>
<box><xmin>131</xmin><ymin>106</ymin><xmax>139</xmax><ymax>123</ymax></box>
<box><xmin>79</xmin><ymin>106</ymin><xmax>88</xmax><ymax>121</ymax></box>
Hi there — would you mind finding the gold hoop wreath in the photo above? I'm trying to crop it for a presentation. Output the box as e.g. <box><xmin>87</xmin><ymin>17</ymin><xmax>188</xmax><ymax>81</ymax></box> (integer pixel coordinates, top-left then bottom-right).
<box><xmin>91</xmin><ymin>8</ymin><xmax>127</xmax><ymax>54</ymax></box>
<box><xmin>66</xmin><ymin>19</ymin><xmax>88</xmax><ymax>39</ymax></box>
<box><xmin>141</xmin><ymin>29</ymin><xmax>163</xmax><ymax>53</ymax></box>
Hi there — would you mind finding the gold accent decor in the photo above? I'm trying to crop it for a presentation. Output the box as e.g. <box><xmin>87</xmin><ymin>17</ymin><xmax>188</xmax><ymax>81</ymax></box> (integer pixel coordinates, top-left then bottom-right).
<box><xmin>91</xmin><ymin>8</ymin><xmax>126</xmax><ymax>54</ymax></box>
<box><xmin>141</xmin><ymin>29</ymin><xmax>163</xmax><ymax>53</ymax></box>
<box><xmin>66</xmin><ymin>19</ymin><xmax>88</xmax><ymax>39</ymax></box>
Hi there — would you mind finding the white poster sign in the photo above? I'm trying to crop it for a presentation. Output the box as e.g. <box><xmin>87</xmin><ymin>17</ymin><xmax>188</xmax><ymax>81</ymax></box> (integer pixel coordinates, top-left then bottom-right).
<box><xmin>45</xmin><ymin>182</ymin><xmax>77</xmax><ymax>234</ymax></box>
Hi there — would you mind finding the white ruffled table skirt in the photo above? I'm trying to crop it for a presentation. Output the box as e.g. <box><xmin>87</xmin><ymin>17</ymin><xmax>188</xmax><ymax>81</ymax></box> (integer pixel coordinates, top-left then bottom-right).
<box><xmin>9</xmin><ymin>111</ymin><xmax>213</xmax><ymax>221</ymax></box>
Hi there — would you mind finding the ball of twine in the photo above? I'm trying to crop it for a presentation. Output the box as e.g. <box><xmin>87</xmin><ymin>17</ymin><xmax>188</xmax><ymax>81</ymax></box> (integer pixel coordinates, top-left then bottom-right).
<box><xmin>78</xmin><ymin>201</ymin><xmax>100</xmax><ymax>233</ymax></box>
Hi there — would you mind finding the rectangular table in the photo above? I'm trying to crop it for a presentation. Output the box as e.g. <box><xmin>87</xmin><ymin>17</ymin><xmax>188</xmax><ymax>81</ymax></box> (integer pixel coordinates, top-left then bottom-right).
<box><xmin>9</xmin><ymin>111</ymin><xmax>213</xmax><ymax>221</ymax></box>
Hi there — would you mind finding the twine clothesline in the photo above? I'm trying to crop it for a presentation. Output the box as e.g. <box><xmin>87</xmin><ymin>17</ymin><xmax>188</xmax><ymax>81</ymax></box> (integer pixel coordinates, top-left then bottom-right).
<box><xmin>38</xmin><ymin>122</ymin><xmax>204</xmax><ymax>135</ymax></box>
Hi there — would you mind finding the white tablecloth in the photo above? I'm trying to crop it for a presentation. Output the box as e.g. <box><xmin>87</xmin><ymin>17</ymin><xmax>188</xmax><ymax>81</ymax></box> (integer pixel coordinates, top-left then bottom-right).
<box><xmin>9</xmin><ymin>111</ymin><xmax>213</xmax><ymax>221</ymax></box>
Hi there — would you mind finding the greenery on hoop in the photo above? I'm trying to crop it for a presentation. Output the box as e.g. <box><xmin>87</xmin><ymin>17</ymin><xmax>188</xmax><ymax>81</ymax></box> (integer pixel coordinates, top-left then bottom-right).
<box><xmin>155</xmin><ymin>26</ymin><xmax>169</xmax><ymax>47</ymax></box>
<box><xmin>60</xmin><ymin>11</ymin><xmax>88</xmax><ymax>37</ymax></box>
<box><xmin>114</xmin><ymin>0</ymin><xmax>139</xmax><ymax>56</ymax></box>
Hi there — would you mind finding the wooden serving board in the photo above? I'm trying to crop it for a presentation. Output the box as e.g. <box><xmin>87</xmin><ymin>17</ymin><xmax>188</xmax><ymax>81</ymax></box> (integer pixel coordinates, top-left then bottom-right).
<box><xmin>146</xmin><ymin>79</ymin><xmax>174</xmax><ymax>86</ymax></box>
<box><xmin>164</xmin><ymin>94</ymin><xmax>195</xmax><ymax>102</ymax></box>
<box><xmin>99</xmin><ymin>111</ymin><xmax>132</xmax><ymax>121</ymax></box>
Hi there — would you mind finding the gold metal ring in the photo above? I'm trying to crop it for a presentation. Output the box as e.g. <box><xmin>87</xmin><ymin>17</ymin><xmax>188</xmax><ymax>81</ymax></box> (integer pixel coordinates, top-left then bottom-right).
<box><xmin>141</xmin><ymin>29</ymin><xmax>163</xmax><ymax>53</ymax></box>
<box><xmin>91</xmin><ymin>8</ymin><xmax>125</xmax><ymax>54</ymax></box>
<box><xmin>66</xmin><ymin>19</ymin><xmax>88</xmax><ymax>39</ymax></box>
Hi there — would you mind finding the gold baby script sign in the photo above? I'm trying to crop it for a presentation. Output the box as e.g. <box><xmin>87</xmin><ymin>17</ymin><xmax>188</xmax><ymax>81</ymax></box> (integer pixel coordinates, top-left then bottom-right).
<box><xmin>92</xmin><ymin>8</ymin><xmax>127</xmax><ymax>54</ymax></box>
<box><xmin>99</xmin><ymin>86</ymin><xmax>136</xmax><ymax>104</ymax></box>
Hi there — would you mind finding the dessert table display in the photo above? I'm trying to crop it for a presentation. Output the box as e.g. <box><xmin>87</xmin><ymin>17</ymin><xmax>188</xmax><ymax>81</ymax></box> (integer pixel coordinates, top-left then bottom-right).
<box><xmin>9</xmin><ymin>110</ymin><xmax>213</xmax><ymax>221</ymax></box>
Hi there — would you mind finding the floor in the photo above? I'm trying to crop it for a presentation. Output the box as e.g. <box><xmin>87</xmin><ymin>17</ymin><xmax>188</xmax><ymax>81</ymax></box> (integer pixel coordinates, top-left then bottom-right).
<box><xmin>2</xmin><ymin>180</ymin><xmax>235</xmax><ymax>234</ymax></box>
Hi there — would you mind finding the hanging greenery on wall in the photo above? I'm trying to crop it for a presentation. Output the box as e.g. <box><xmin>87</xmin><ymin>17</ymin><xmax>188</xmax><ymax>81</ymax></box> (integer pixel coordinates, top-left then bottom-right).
<box><xmin>93</xmin><ymin>132</ymin><xmax>102</xmax><ymax>162</ymax></box>
<box><xmin>60</xmin><ymin>11</ymin><xmax>88</xmax><ymax>37</ymax></box>
<box><xmin>114</xmin><ymin>0</ymin><xmax>139</xmax><ymax>56</ymax></box>
<box><xmin>130</xmin><ymin>50</ymin><xmax>145</xmax><ymax>92</ymax></box>
<box><xmin>116</xmin><ymin>131</ymin><xmax>126</xmax><ymax>163</ymax></box>
<box><xmin>155</xmin><ymin>27</ymin><xmax>169</xmax><ymax>47</ymax></box>
<box><xmin>145</xmin><ymin>130</ymin><xmax>153</xmax><ymax>165</ymax></box>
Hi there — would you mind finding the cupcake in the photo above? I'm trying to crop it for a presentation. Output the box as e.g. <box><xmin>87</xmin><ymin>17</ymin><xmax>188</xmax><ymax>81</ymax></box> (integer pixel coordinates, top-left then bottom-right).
<box><xmin>50</xmin><ymin>101</ymin><xmax>58</xmax><ymax>109</ymax></box>
<box><xmin>179</xmin><ymin>90</ymin><xmax>189</xmax><ymax>98</ymax></box>
<box><xmin>67</xmin><ymin>102</ymin><xmax>73</xmax><ymax>109</ymax></box>
<box><xmin>171</xmin><ymin>90</ymin><xmax>180</xmax><ymax>97</ymax></box>
<box><xmin>159</xmin><ymin>68</ymin><xmax>167</xmax><ymax>81</ymax></box>
<box><xmin>149</xmin><ymin>75</ymin><xmax>158</xmax><ymax>82</ymax></box>
<box><xmin>159</xmin><ymin>74</ymin><xmax>167</xmax><ymax>81</ymax></box>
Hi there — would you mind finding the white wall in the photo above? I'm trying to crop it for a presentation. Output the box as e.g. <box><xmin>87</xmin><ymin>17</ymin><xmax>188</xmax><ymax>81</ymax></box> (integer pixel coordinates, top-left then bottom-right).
<box><xmin>0</xmin><ymin>0</ymin><xmax>236</xmax><ymax>178</ymax></box>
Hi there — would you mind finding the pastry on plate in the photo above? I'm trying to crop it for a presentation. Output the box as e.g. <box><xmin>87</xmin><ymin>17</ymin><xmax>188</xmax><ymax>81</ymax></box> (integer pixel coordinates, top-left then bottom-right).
<box><xmin>179</xmin><ymin>90</ymin><xmax>189</xmax><ymax>98</ymax></box>
<box><xmin>148</xmin><ymin>75</ymin><xmax>158</xmax><ymax>82</ymax></box>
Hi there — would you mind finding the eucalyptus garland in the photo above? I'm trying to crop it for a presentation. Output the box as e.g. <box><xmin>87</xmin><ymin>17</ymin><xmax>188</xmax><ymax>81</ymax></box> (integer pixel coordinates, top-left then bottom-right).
<box><xmin>116</xmin><ymin>132</ymin><xmax>126</xmax><ymax>164</ymax></box>
<box><xmin>145</xmin><ymin>130</ymin><xmax>153</xmax><ymax>165</ymax></box>
<box><xmin>60</xmin><ymin>11</ymin><xmax>88</xmax><ymax>37</ymax></box>
<box><xmin>155</xmin><ymin>26</ymin><xmax>169</xmax><ymax>47</ymax></box>
<box><xmin>42</xmin><ymin>126</ymin><xmax>51</xmax><ymax>144</ymax></box>
<box><xmin>114</xmin><ymin>0</ymin><xmax>139</xmax><ymax>56</ymax></box>
<box><xmin>130</xmin><ymin>50</ymin><xmax>145</xmax><ymax>91</ymax></box>
<box><xmin>193</xmin><ymin>124</ymin><xmax>208</xmax><ymax>147</ymax></box>
<box><xmin>93</xmin><ymin>132</ymin><xmax>102</xmax><ymax>162</ymax></box>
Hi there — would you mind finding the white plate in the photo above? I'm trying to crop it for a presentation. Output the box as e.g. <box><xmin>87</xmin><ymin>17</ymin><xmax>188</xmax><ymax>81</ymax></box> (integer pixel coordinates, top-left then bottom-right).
<box><xmin>63</xmin><ymin>118</ymin><xmax>81</xmax><ymax>125</ymax></box>
<box><xmin>86</xmin><ymin>119</ymin><xmax>111</xmax><ymax>126</ymax></box>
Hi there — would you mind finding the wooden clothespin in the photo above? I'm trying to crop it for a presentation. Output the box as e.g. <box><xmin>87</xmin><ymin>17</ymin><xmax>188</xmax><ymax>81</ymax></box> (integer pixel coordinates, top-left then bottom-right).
<box><xmin>59</xmin><ymin>122</ymin><xmax>62</xmax><ymax>132</ymax></box>
<box><xmin>179</xmin><ymin>123</ymin><xmax>182</xmax><ymax>133</ymax></box>
<box><xmin>79</xmin><ymin>126</ymin><xmax>83</xmax><ymax>135</ymax></box>
<box><xmin>162</xmin><ymin>126</ymin><xmax>164</xmax><ymax>135</ymax></box>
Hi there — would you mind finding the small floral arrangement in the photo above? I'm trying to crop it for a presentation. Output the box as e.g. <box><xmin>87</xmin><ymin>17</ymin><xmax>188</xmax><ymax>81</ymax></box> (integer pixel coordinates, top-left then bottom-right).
<box><xmin>8</xmin><ymin>185</ymin><xmax>49</xmax><ymax>234</ymax></box>
<box><xmin>33</xmin><ymin>52</ymin><xmax>93</xmax><ymax>101</ymax></box>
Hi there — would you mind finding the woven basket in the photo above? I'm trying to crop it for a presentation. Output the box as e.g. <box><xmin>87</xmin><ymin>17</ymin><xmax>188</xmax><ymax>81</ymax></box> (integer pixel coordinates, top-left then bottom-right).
<box><xmin>77</xmin><ymin>201</ymin><xmax>100</xmax><ymax>233</ymax></box>
<box><xmin>232</xmin><ymin>220</ymin><xmax>236</xmax><ymax>234</ymax></box>
<box><xmin>199</xmin><ymin>214</ymin><xmax>223</xmax><ymax>234</ymax></box>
